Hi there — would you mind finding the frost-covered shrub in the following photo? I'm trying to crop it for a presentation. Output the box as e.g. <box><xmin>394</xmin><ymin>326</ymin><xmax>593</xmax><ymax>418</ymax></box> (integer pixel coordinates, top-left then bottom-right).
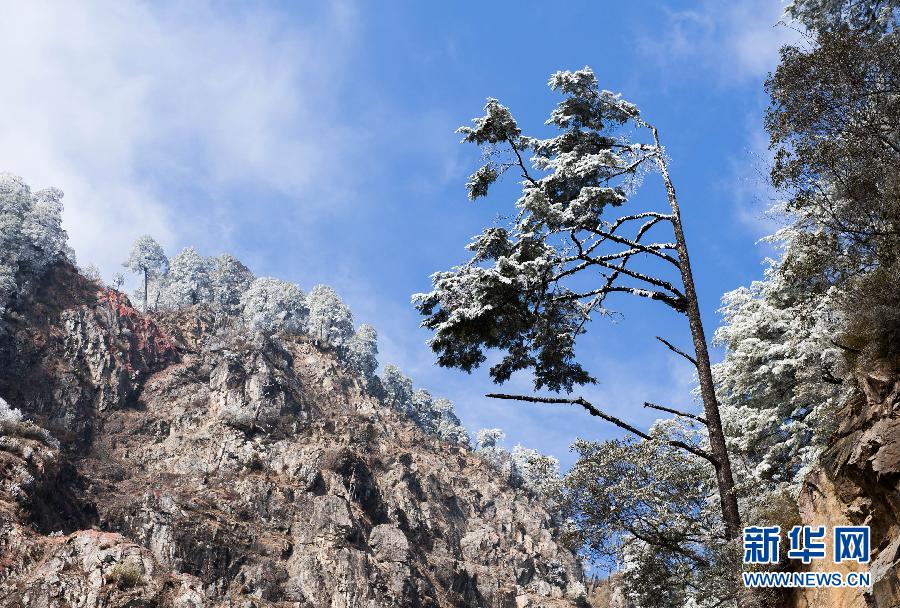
<box><xmin>211</xmin><ymin>254</ymin><xmax>255</xmax><ymax>310</ymax></box>
<box><xmin>475</xmin><ymin>428</ymin><xmax>516</xmax><ymax>480</ymax></box>
<box><xmin>306</xmin><ymin>284</ymin><xmax>354</xmax><ymax>349</ymax></box>
<box><xmin>476</xmin><ymin>428</ymin><xmax>560</xmax><ymax>497</ymax></box>
<box><xmin>379</xmin><ymin>364</ymin><xmax>468</xmax><ymax>445</ymax></box>
<box><xmin>159</xmin><ymin>247</ymin><xmax>213</xmax><ymax>308</ymax></box>
<box><xmin>565</xmin><ymin>580</ymin><xmax>587</xmax><ymax>602</ymax></box>
<box><xmin>0</xmin><ymin>396</ymin><xmax>59</xmax><ymax>449</ymax></box>
<box><xmin>0</xmin><ymin>397</ymin><xmax>22</xmax><ymax>425</ymax></box>
<box><xmin>343</xmin><ymin>323</ymin><xmax>379</xmax><ymax>379</ymax></box>
<box><xmin>106</xmin><ymin>561</ymin><xmax>144</xmax><ymax>589</ymax></box>
<box><xmin>511</xmin><ymin>444</ymin><xmax>561</xmax><ymax>498</ymax></box>
<box><xmin>0</xmin><ymin>174</ymin><xmax>71</xmax><ymax>317</ymax></box>
<box><xmin>240</xmin><ymin>277</ymin><xmax>308</xmax><ymax>334</ymax></box>
<box><xmin>81</xmin><ymin>264</ymin><xmax>103</xmax><ymax>283</ymax></box>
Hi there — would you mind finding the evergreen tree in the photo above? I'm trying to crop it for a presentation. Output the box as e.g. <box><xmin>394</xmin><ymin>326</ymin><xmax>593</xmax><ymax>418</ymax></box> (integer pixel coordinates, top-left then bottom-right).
<box><xmin>240</xmin><ymin>277</ymin><xmax>308</xmax><ymax>334</ymax></box>
<box><xmin>563</xmin><ymin>420</ymin><xmax>736</xmax><ymax>608</ymax></box>
<box><xmin>344</xmin><ymin>323</ymin><xmax>379</xmax><ymax>379</ymax></box>
<box><xmin>786</xmin><ymin>0</ymin><xmax>899</xmax><ymax>32</ymax></box>
<box><xmin>124</xmin><ymin>235</ymin><xmax>168</xmax><ymax>311</ymax></box>
<box><xmin>211</xmin><ymin>254</ymin><xmax>255</xmax><ymax>310</ymax></box>
<box><xmin>306</xmin><ymin>284</ymin><xmax>354</xmax><ymax>349</ymax></box>
<box><xmin>160</xmin><ymin>247</ymin><xmax>213</xmax><ymax>308</ymax></box>
<box><xmin>0</xmin><ymin>174</ymin><xmax>70</xmax><ymax>318</ymax></box>
<box><xmin>379</xmin><ymin>364</ymin><xmax>468</xmax><ymax>445</ymax></box>
<box><xmin>81</xmin><ymin>264</ymin><xmax>103</xmax><ymax>283</ymax></box>
<box><xmin>415</xmin><ymin>67</ymin><xmax>743</xmax><ymax>547</ymax></box>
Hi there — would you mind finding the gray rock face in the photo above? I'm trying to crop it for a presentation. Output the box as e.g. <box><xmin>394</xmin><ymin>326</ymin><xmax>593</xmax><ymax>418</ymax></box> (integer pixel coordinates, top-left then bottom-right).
<box><xmin>0</xmin><ymin>264</ymin><xmax>583</xmax><ymax>607</ymax></box>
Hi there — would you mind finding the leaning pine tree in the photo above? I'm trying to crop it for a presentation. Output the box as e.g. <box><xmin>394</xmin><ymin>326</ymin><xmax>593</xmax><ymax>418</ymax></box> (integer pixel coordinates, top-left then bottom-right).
<box><xmin>414</xmin><ymin>67</ymin><xmax>743</xmax><ymax>564</ymax></box>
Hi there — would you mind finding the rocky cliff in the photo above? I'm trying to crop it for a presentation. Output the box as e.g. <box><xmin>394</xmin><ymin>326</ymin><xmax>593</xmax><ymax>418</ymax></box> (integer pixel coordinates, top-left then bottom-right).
<box><xmin>0</xmin><ymin>263</ymin><xmax>584</xmax><ymax>608</ymax></box>
<box><xmin>791</xmin><ymin>360</ymin><xmax>900</xmax><ymax>608</ymax></box>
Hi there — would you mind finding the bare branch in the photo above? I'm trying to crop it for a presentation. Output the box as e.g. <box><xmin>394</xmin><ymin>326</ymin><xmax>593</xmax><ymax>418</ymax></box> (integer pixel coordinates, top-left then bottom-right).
<box><xmin>485</xmin><ymin>393</ymin><xmax>717</xmax><ymax>465</ymax></box>
<box><xmin>552</xmin><ymin>285</ymin><xmax>687</xmax><ymax>312</ymax></box>
<box><xmin>611</xmin><ymin>211</ymin><xmax>674</xmax><ymax>223</ymax></box>
<box><xmin>561</xmin><ymin>243</ymin><xmax>678</xmax><ymax>266</ymax></box>
<box><xmin>623</xmin><ymin>525</ymin><xmax>712</xmax><ymax>569</ymax></box>
<box><xmin>553</xmin><ymin>253</ymin><xmax>684</xmax><ymax>299</ymax></box>
<box><xmin>588</xmin><ymin>224</ymin><xmax>681</xmax><ymax>267</ymax></box>
<box><xmin>643</xmin><ymin>402</ymin><xmax>707</xmax><ymax>425</ymax></box>
<box><xmin>506</xmin><ymin>137</ymin><xmax>539</xmax><ymax>187</ymax></box>
<box><xmin>586</xmin><ymin>258</ymin><xmax>685</xmax><ymax>297</ymax></box>
<box><xmin>656</xmin><ymin>336</ymin><xmax>698</xmax><ymax>367</ymax></box>
<box><xmin>577</xmin><ymin>216</ymin><xmax>679</xmax><ymax>316</ymax></box>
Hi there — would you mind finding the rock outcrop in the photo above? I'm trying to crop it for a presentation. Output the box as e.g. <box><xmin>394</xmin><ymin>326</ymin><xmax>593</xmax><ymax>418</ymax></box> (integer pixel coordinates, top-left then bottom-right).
<box><xmin>791</xmin><ymin>360</ymin><xmax>900</xmax><ymax>608</ymax></box>
<box><xmin>0</xmin><ymin>264</ymin><xmax>584</xmax><ymax>607</ymax></box>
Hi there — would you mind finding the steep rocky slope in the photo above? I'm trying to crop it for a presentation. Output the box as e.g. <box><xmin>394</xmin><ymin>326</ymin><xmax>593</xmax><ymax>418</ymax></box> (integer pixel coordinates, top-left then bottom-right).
<box><xmin>790</xmin><ymin>360</ymin><xmax>900</xmax><ymax>608</ymax></box>
<box><xmin>0</xmin><ymin>263</ymin><xmax>584</xmax><ymax>607</ymax></box>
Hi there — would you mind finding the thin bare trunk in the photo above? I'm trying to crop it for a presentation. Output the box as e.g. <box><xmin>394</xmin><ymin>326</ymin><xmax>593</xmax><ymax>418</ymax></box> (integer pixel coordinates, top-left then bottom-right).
<box><xmin>652</xmin><ymin>127</ymin><xmax>746</xmax><ymax>608</ymax></box>
<box><xmin>143</xmin><ymin>269</ymin><xmax>148</xmax><ymax>312</ymax></box>
<box><xmin>652</xmin><ymin>126</ymin><xmax>741</xmax><ymax>540</ymax></box>
<box><xmin>652</xmin><ymin>127</ymin><xmax>746</xmax><ymax>605</ymax></box>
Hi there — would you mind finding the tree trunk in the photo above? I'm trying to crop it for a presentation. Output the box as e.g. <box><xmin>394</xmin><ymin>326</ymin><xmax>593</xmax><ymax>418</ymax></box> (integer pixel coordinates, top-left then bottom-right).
<box><xmin>143</xmin><ymin>269</ymin><xmax>148</xmax><ymax>312</ymax></box>
<box><xmin>652</xmin><ymin>128</ymin><xmax>742</xmax><ymax>542</ymax></box>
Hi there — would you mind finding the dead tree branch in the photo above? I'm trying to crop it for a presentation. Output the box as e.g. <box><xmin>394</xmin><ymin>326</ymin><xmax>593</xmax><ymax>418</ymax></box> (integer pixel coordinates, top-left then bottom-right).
<box><xmin>643</xmin><ymin>402</ymin><xmax>708</xmax><ymax>425</ymax></box>
<box><xmin>656</xmin><ymin>336</ymin><xmax>698</xmax><ymax>367</ymax></box>
<box><xmin>485</xmin><ymin>392</ymin><xmax>717</xmax><ymax>465</ymax></box>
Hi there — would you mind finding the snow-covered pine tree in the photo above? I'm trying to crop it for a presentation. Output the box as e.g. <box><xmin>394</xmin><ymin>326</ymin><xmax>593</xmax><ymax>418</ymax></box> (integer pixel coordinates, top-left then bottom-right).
<box><xmin>474</xmin><ymin>428</ymin><xmax>560</xmax><ymax>498</ymax></box>
<box><xmin>712</xmin><ymin>0</ymin><xmax>900</xmax><ymax>509</ymax></box>
<box><xmin>240</xmin><ymin>277</ymin><xmax>308</xmax><ymax>334</ymax></box>
<box><xmin>124</xmin><ymin>235</ymin><xmax>168</xmax><ymax>311</ymax></box>
<box><xmin>343</xmin><ymin>323</ymin><xmax>379</xmax><ymax>379</ymax></box>
<box><xmin>713</xmin><ymin>233</ymin><xmax>847</xmax><ymax>494</ymax></box>
<box><xmin>81</xmin><ymin>264</ymin><xmax>103</xmax><ymax>283</ymax></box>
<box><xmin>160</xmin><ymin>247</ymin><xmax>213</xmax><ymax>309</ymax></box>
<box><xmin>430</xmin><ymin>397</ymin><xmax>469</xmax><ymax>445</ymax></box>
<box><xmin>210</xmin><ymin>254</ymin><xmax>255</xmax><ymax>310</ymax></box>
<box><xmin>379</xmin><ymin>364</ymin><xmax>468</xmax><ymax>445</ymax></box>
<box><xmin>0</xmin><ymin>174</ymin><xmax>71</xmax><ymax>318</ymax></box>
<box><xmin>306</xmin><ymin>284</ymin><xmax>354</xmax><ymax>349</ymax></box>
<box><xmin>414</xmin><ymin>67</ymin><xmax>743</xmax><ymax>546</ymax></box>
<box><xmin>475</xmin><ymin>428</ymin><xmax>514</xmax><ymax>478</ymax></box>
<box><xmin>511</xmin><ymin>444</ymin><xmax>560</xmax><ymax>499</ymax></box>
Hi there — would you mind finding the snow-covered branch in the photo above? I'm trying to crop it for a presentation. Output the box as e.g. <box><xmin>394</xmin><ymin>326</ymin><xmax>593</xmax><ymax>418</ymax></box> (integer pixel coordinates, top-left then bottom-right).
<box><xmin>484</xmin><ymin>393</ymin><xmax>716</xmax><ymax>464</ymax></box>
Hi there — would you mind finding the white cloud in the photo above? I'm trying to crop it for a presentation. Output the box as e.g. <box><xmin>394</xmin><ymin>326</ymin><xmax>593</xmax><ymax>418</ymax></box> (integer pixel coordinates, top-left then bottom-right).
<box><xmin>638</xmin><ymin>1</ymin><xmax>802</xmax><ymax>83</ymax></box>
<box><xmin>0</xmin><ymin>2</ymin><xmax>359</xmax><ymax>276</ymax></box>
<box><xmin>721</xmin><ymin>121</ymin><xmax>786</xmax><ymax>238</ymax></box>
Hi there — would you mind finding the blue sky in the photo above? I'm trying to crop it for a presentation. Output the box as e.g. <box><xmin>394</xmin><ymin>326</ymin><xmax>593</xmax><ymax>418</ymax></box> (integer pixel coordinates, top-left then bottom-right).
<box><xmin>0</xmin><ymin>1</ymin><xmax>798</xmax><ymax>469</ymax></box>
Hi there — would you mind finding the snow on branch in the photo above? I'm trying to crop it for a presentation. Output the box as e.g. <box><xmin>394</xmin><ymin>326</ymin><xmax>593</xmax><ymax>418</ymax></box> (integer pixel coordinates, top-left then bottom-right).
<box><xmin>484</xmin><ymin>393</ymin><xmax>716</xmax><ymax>465</ymax></box>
